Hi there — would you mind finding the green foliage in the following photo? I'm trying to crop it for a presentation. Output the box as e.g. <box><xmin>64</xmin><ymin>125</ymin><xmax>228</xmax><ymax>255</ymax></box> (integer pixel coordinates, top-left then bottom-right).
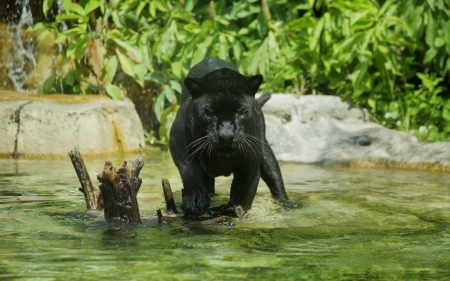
<box><xmin>29</xmin><ymin>0</ymin><xmax>450</xmax><ymax>142</ymax></box>
<box><xmin>279</xmin><ymin>0</ymin><xmax>450</xmax><ymax>142</ymax></box>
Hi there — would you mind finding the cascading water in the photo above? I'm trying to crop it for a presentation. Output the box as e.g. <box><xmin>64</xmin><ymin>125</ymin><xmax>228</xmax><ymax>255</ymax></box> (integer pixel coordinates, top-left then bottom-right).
<box><xmin>2</xmin><ymin>0</ymin><xmax>37</xmax><ymax>92</ymax></box>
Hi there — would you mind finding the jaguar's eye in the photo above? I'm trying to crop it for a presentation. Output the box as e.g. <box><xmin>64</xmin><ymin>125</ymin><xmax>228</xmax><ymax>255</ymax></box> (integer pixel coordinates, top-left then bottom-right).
<box><xmin>236</xmin><ymin>107</ymin><xmax>245</xmax><ymax>113</ymax></box>
<box><xmin>205</xmin><ymin>108</ymin><xmax>214</xmax><ymax>114</ymax></box>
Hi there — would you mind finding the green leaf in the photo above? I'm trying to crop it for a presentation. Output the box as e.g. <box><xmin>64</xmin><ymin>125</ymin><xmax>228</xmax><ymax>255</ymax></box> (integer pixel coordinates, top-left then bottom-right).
<box><xmin>351</xmin><ymin>61</ymin><xmax>369</xmax><ymax>90</ymax></box>
<box><xmin>140</xmin><ymin>42</ymin><xmax>153</xmax><ymax>72</ymax></box>
<box><xmin>425</xmin><ymin>9</ymin><xmax>437</xmax><ymax>47</ymax></box>
<box><xmin>309</xmin><ymin>18</ymin><xmax>324</xmax><ymax>51</ymax></box>
<box><xmin>162</xmin><ymin>86</ymin><xmax>174</xmax><ymax>102</ymax></box>
<box><xmin>111</xmin><ymin>10</ymin><xmax>123</xmax><ymax>28</ymax></box>
<box><xmin>27</xmin><ymin>22</ymin><xmax>47</xmax><ymax>32</ymax></box>
<box><xmin>249</xmin><ymin>38</ymin><xmax>268</xmax><ymax>74</ymax></box>
<box><xmin>145</xmin><ymin>72</ymin><xmax>164</xmax><ymax>85</ymax></box>
<box><xmin>368</xmin><ymin>98</ymin><xmax>376</xmax><ymax>110</ymax></box>
<box><xmin>169</xmin><ymin>80</ymin><xmax>182</xmax><ymax>93</ymax></box>
<box><xmin>37</xmin><ymin>29</ymin><xmax>51</xmax><ymax>41</ymax></box>
<box><xmin>443</xmin><ymin>106</ymin><xmax>450</xmax><ymax>122</ymax></box>
<box><xmin>43</xmin><ymin>73</ymin><xmax>56</xmax><ymax>94</ymax></box>
<box><xmin>60</xmin><ymin>27</ymin><xmax>85</xmax><ymax>41</ymax></box>
<box><xmin>54</xmin><ymin>33</ymin><xmax>68</xmax><ymax>44</ymax></box>
<box><xmin>43</xmin><ymin>0</ymin><xmax>55</xmax><ymax>17</ymax></box>
<box><xmin>434</xmin><ymin>37</ymin><xmax>444</xmax><ymax>48</ymax></box>
<box><xmin>423</xmin><ymin>48</ymin><xmax>438</xmax><ymax>64</ymax></box>
<box><xmin>333</xmin><ymin>33</ymin><xmax>364</xmax><ymax>56</ymax></box>
<box><xmin>171</xmin><ymin>58</ymin><xmax>184</xmax><ymax>80</ymax></box>
<box><xmin>113</xmin><ymin>39</ymin><xmax>142</xmax><ymax>63</ymax></box>
<box><xmin>218</xmin><ymin>35</ymin><xmax>228</xmax><ymax>60</ymax></box>
<box><xmin>85</xmin><ymin>0</ymin><xmax>100</xmax><ymax>14</ymax></box>
<box><xmin>75</xmin><ymin>36</ymin><xmax>89</xmax><ymax>61</ymax></box>
<box><xmin>105</xmin><ymin>84</ymin><xmax>123</xmax><ymax>100</ymax></box>
<box><xmin>214</xmin><ymin>15</ymin><xmax>230</xmax><ymax>26</ymax></box>
<box><xmin>66</xmin><ymin>35</ymin><xmax>86</xmax><ymax>58</ymax></box>
<box><xmin>232</xmin><ymin>41</ymin><xmax>244</xmax><ymax>61</ymax></box>
<box><xmin>56</xmin><ymin>14</ymin><xmax>82</xmax><ymax>22</ymax></box>
<box><xmin>134</xmin><ymin>63</ymin><xmax>147</xmax><ymax>87</ymax></box>
<box><xmin>444</xmin><ymin>21</ymin><xmax>450</xmax><ymax>50</ymax></box>
<box><xmin>136</xmin><ymin>2</ymin><xmax>147</xmax><ymax>16</ymax></box>
<box><xmin>103</xmin><ymin>55</ymin><xmax>118</xmax><ymax>84</ymax></box>
<box><xmin>116</xmin><ymin>49</ymin><xmax>135</xmax><ymax>77</ymax></box>
<box><xmin>154</xmin><ymin>92</ymin><xmax>166</xmax><ymax>122</ymax></box>
<box><xmin>66</xmin><ymin>2</ymin><xmax>86</xmax><ymax>16</ymax></box>
<box><xmin>192</xmin><ymin>34</ymin><xmax>215</xmax><ymax>65</ymax></box>
<box><xmin>426</xmin><ymin>0</ymin><xmax>435</xmax><ymax>11</ymax></box>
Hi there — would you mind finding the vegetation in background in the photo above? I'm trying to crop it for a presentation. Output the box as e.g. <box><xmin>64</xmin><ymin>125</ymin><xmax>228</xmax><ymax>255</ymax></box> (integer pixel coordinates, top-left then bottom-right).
<box><xmin>28</xmin><ymin>0</ymin><xmax>450</xmax><ymax>143</ymax></box>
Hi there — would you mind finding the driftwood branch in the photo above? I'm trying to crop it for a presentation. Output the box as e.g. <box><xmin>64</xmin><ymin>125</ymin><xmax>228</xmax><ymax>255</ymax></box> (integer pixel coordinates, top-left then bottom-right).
<box><xmin>97</xmin><ymin>157</ymin><xmax>144</xmax><ymax>224</ymax></box>
<box><xmin>68</xmin><ymin>148</ymin><xmax>102</xmax><ymax>210</ymax></box>
<box><xmin>209</xmin><ymin>204</ymin><xmax>245</xmax><ymax>218</ymax></box>
<box><xmin>69</xmin><ymin>149</ymin><xmax>243</xmax><ymax>226</ymax></box>
<box><xmin>162</xmin><ymin>178</ymin><xmax>179</xmax><ymax>214</ymax></box>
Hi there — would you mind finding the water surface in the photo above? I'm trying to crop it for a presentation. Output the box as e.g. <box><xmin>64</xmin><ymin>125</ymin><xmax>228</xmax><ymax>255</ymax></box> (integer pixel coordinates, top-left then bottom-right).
<box><xmin>0</xmin><ymin>147</ymin><xmax>449</xmax><ymax>280</ymax></box>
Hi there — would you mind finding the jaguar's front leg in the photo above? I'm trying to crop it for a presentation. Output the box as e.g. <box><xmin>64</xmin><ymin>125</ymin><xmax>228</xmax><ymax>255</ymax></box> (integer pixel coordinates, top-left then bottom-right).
<box><xmin>180</xmin><ymin>163</ymin><xmax>211</xmax><ymax>216</ymax></box>
<box><xmin>229</xmin><ymin>166</ymin><xmax>261</xmax><ymax>212</ymax></box>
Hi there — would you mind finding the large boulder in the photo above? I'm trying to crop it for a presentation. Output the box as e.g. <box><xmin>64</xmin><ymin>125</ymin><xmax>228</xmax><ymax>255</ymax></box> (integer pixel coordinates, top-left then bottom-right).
<box><xmin>263</xmin><ymin>94</ymin><xmax>450</xmax><ymax>171</ymax></box>
<box><xmin>0</xmin><ymin>91</ymin><xmax>145</xmax><ymax>157</ymax></box>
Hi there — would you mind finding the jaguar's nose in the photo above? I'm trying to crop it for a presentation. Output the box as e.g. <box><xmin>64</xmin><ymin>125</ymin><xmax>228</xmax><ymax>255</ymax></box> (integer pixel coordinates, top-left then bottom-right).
<box><xmin>218</xmin><ymin>122</ymin><xmax>234</xmax><ymax>146</ymax></box>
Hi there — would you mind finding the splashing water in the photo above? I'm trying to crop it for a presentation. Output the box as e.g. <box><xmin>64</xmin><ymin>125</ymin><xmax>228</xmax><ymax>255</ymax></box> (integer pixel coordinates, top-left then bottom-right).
<box><xmin>3</xmin><ymin>0</ymin><xmax>37</xmax><ymax>92</ymax></box>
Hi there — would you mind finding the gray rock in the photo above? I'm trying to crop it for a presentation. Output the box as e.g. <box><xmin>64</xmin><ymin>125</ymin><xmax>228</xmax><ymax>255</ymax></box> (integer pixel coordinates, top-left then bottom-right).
<box><xmin>0</xmin><ymin>94</ymin><xmax>145</xmax><ymax>157</ymax></box>
<box><xmin>263</xmin><ymin>94</ymin><xmax>450</xmax><ymax>170</ymax></box>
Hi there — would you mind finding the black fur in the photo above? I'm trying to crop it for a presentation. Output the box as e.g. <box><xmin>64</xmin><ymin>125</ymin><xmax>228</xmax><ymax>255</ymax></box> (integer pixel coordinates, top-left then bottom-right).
<box><xmin>169</xmin><ymin>57</ymin><xmax>288</xmax><ymax>216</ymax></box>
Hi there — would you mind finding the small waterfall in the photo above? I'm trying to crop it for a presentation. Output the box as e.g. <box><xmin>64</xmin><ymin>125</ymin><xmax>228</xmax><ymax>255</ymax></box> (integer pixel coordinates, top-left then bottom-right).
<box><xmin>2</xmin><ymin>0</ymin><xmax>37</xmax><ymax>92</ymax></box>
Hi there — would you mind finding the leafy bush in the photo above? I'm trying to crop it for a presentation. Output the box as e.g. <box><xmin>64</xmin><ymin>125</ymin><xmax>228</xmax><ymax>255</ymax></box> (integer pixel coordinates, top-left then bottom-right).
<box><xmin>29</xmin><ymin>0</ymin><xmax>450</xmax><ymax>142</ymax></box>
<box><xmin>281</xmin><ymin>0</ymin><xmax>450</xmax><ymax>141</ymax></box>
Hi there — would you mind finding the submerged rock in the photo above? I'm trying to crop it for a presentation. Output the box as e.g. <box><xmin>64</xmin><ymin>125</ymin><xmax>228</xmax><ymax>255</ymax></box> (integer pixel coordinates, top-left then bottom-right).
<box><xmin>263</xmin><ymin>94</ymin><xmax>450</xmax><ymax>171</ymax></box>
<box><xmin>0</xmin><ymin>91</ymin><xmax>145</xmax><ymax>157</ymax></box>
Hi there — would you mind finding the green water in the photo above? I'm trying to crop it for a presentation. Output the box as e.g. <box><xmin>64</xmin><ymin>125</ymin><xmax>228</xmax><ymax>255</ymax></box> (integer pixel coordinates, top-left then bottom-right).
<box><xmin>0</xmin><ymin>147</ymin><xmax>449</xmax><ymax>280</ymax></box>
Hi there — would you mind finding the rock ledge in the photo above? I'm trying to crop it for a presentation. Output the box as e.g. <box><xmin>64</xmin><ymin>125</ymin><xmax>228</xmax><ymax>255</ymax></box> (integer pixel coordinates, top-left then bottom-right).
<box><xmin>263</xmin><ymin>94</ymin><xmax>450</xmax><ymax>171</ymax></box>
<box><xmin>0</xmin><ymin>91</ymin><xmax>145</xmax><ymax>158</ymax></box>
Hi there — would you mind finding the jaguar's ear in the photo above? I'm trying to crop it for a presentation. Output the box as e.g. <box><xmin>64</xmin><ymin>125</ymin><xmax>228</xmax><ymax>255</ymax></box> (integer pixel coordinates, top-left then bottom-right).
<box><xmin>184</xmin><ymin>77</ymin><xmax>205</xmax><ymax>99</ymax></box>
<box><xmin>244</xmin><ymin>74</ymin><xmax>263</xmax><ymax>96</ymax></box>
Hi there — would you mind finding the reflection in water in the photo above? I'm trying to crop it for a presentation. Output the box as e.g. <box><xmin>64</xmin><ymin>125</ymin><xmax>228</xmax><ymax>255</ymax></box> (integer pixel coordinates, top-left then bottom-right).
<box><xmin>0</xmin><ymin>147</ymin><xmax>449</xmax><ymax>280</ymax></box>
<box><xmin>101</xmin><ymin>226</ymin><xmax>139</xmax><ymax>249</ymax></box>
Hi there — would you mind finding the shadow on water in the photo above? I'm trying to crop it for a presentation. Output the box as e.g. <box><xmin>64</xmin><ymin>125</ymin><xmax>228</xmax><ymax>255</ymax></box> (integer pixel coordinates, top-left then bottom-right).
<box><xmin>0</xmin><ymin>147</ymin><xmax>449</xmax><ymax>280</ymax></box>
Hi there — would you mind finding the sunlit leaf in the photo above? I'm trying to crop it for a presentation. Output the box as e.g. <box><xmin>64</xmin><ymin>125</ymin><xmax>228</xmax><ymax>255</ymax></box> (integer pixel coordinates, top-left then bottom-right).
<box><xmin>105</xmin><ymin>84</ymin><xmax>123</xmax><ymax>100</ymax></box>
<box><xmin>162</xmin><ymin>86</ymin><xmax>174</xmax><ymax>102</ymax></box>
<box><xmin>43</xmin><ymin>0</ymin><xmax>55</xmax><ymax>17</ymax></box>
<box><xmin>116</xmin><ymin>48</ymin><xmax>135</xmax><ymax>77</ymax></box>
<box><xmin>134</xmin><ymin>63</ymin><xmax>147</xmax><ymax>87</ymax></box>
<box><xmin>309</xmin><ymin>18</ymin><xmax>324</xmax><ymax>51</ymax></box>
<box><xmin>154</xmin><ymin>92</ymin><xmax>166</xmax><ymax>122</ymax></box>
<box><xmin>113</xmin><ymin>39</ymin><xmax>142</xmax><ymax>63</ymax></box>
<box><xmin>103</xmin><ymin>55</ymin><xmax>118</xmax><ymax>84</ymax></box>
<box><xmin>140</xmin><ymin>42</ymin><xmax>153</xmax><ymax>72</ymax></box>
<box><xmin>169</xmin><ymin>80</ymin><xmax>182</xmax><ymax>93</ymax></box>
<box><xmin>37</xmin><ymin>29</ymin><xmax>51</xmax><ymax>41</ymax></box>
<box><xmin>85</xmin><ymin>0</ymin><xmax>100</xmax><ymax>14</ymax></box>
<box><xmin>75</xmin><ymin>36</ymin><xmax>89</xmax><ymax>61</ymax></box>
<box><xmin>66</xmin><ymin>2</ymin><xmax>86</xmax><ymax>16</ymax></box>
<box><xmin>111</xmin><ymin>10</ymin><xmax>123</xmax><ymax>28</ymax></box>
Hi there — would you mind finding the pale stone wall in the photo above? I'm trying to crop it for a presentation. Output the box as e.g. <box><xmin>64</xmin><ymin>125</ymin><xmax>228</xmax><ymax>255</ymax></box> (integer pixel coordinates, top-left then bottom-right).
<box><xmin>0</xmin><ymin>91</ymin><xmax>145</xmax><ymax>158</ymax></box>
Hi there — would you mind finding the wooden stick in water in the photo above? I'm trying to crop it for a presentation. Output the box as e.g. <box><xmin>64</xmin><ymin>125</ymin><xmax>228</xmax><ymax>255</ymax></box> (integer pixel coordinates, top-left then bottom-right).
<box><xmin>68</xmin><ymin>148</ymin><xmax>102</xmax><ymax>210</ymax></box>
<box><xmin>162</xmin><ymin>178</ymin><xmax>179</xmax><ymax>214</ymax></box>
